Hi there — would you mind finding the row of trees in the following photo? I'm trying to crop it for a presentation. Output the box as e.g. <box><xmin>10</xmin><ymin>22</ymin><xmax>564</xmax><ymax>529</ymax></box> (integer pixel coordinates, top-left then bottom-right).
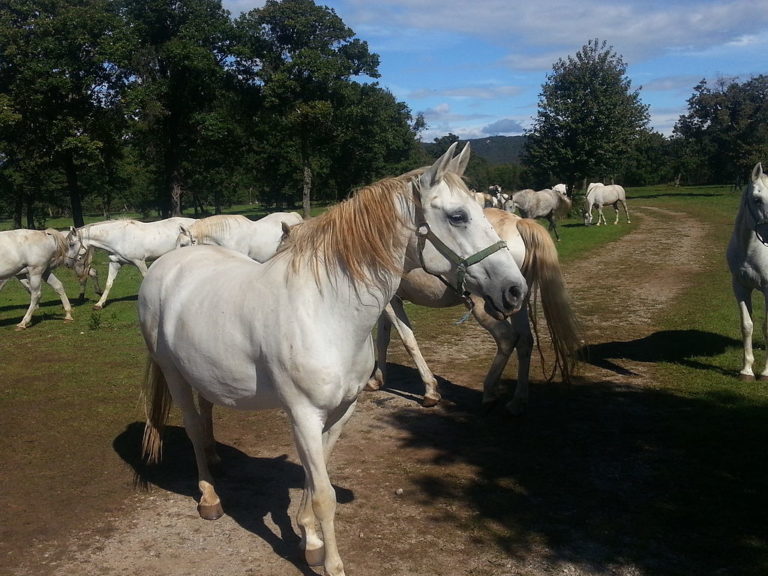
<box><xmin>2</xmin><ymin>1</ymin><xmax>766</xmax><ymax>228</ymax></box>
<box><xmin>0</xmin><ymin>0</ymin><xmax>427</xmax><ymax>227</ymax></box>
<box><xmin>523</xmin><ymin>39</ymin><xmax>768</xmax><ymax>192</ymax></box>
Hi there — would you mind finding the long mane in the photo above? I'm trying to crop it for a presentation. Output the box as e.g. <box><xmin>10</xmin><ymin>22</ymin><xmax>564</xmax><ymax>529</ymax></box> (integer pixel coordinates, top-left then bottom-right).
<box><xmin>189</xmin><ymin>215</ymin><xmax>250</xmax><ymax>240</ymax></box>
<box><xmin>47</xmin><ymin>228</ymin><xmax>68</xmax><ymax>267</ymax></box>
<box><xmin>278</xmin><ymin>177</ymin><xmax>413</xmax><ymax>288</ymax></box>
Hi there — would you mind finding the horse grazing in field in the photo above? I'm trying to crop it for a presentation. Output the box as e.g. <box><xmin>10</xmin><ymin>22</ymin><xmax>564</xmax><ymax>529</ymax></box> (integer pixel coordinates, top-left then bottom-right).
<box><xmin>137</xmin><ymin>143</ymin><xmax>527</xmax><ymax>576</ymax></box>
<box><xmin>0</xmin><ymin>228</ymin><xmax>74</xmax><ymax>329</ymax></box>
<box><xmin>367</xmin><ymin>208</ymin><xmax>582</xmax><ymax>414</ymax></box>
<box><xmin>583</xmin><ymin>182</ymin><xmax>630</xmax><ymax>225</ymax></box>
<box><xmin>727</xmin><ymin>162</ymin><xmax>768</xmax><ymax>380</ymax></box>
<box><xmin>66</xmin><ymin>217</ymin><xmax>194</xmax><ymax>309</ymax></box>
<box><xmin>511</xmin><ymin>188</ymin><xmax>572</xmax><ymax>241</ymax></box>
<box><xmin>176</xmin><ymin>212</ymin><xmax>303</xmax><ymax>261</ymax></box>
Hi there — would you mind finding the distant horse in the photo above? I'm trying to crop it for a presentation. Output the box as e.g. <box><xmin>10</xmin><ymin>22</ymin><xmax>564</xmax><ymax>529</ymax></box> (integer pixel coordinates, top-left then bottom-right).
<box><xmin>137</xmin><ymin>143</ymin><xmax>527</xmax><ymax>576</ymax></box>
<box><xmin>583</xmin><ymin>182</ymin><xmax>630</xmax><ymax>225</ymax></box>
<box><xmin>176</xmin><ymin>212</ymin><xmax>303</xmax><ymax>261</ymax></box>
<box><xmin>552</xmin><ymin>183</ymin><xmax>567</xmax><ymax>195</ymax></box>
<box><xmin>511</xmin><ymin>188</ymin><xmax>572</xmax><ymax>241</ymax></box>
<box><xmin>0</xmin><ymin>228</ymin><xmax>73</xmax><ymax>329</ymax></box>
<box><xmin>727</xmin><ymin>162</ymin><xmax>768</xmax><ymax>380</ymax></box>
<box><xmin>66</xmin><ymin>217</ymin><xmax>194</xmax><ymax>309</ymax></box>
<box><xmin>367</xmin><ymin>208</ymin><xmax>581</xmax><ymax>414</ymax></box>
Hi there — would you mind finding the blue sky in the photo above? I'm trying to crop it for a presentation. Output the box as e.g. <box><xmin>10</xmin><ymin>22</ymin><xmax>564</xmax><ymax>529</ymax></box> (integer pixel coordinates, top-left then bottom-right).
<box><xmin>223</xmin><ymin>0</ymin><xmax>768</xmax><ymax>141</ymax></box>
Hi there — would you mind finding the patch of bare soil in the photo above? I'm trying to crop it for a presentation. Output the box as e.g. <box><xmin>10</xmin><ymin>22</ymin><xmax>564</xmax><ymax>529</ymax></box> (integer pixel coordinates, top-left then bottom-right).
<box><xmin>7</xmin><ymin>206</ymin><xmax>714</xmax><ymax>576</ymax></box>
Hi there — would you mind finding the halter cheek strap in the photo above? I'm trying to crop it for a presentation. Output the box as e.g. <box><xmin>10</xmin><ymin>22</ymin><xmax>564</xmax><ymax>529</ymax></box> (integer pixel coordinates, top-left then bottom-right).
<box><xmin>415</xmin><ymin>218</ymin><xmax>507</xmax><ymax>295</ymax></box>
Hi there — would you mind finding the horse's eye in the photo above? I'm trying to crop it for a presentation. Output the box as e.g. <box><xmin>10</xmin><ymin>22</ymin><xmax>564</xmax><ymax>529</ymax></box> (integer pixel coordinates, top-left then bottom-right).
<box><xmin>448</xmin><ymin>211</ymin><xmax>468</xmax><ymax>226</ymax></box>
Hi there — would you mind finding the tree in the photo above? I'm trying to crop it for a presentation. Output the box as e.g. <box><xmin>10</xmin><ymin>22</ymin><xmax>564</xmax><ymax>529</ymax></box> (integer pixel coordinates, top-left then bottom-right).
<box><xmin>0</xmin><ymin>0</ymin><xmax>123</xmax><ymax>227</ymax></box>
<box><xmin>673</xmin><ymin>75</ymin><xmax>768</xmax><ymax>185</ymax></box>
<box><xmin>114</xmin><ymin>0</ymin><xmax>236</xmax><ymax>217</ymax></box>
<box><xmin>235</xmin><ymin>0</ymin><xmax>381</xmax><ymax>216</ymax></box>
<box><xmin>523</xmin><ymin>39</ymin><xmax>650</xmax><ymax>191</ymax></box>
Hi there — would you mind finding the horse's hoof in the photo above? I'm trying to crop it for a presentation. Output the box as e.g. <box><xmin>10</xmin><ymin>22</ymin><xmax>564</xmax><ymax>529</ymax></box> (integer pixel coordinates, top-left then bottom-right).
<box><xmin>364</xmin><ymin>379</ymin><xmax>381</xmax><ymax>392</ymax></box>
<box><xmin>422</xmin><ymin>395</ymin><xmax>440</xmax><ymax>408</ymax></box>
<box><xmin>506</xmin><ymin>399</ymin><xmax>527</xmax><ymax>417</ymax></box>
<box><xmin>14</xmin><ymin>325</ymin><xmax>27</xmax><ymax>331</ymax></box>
<box><xmin>305</xmin><ymin>545</ymin><xmax>325</xmax><ymax>567</ymax></box>
<box><xmin>757</xmin><ymin>374</ymin><xmax>768</xmax><ymax>381</ymax></box>
<box><xmin>197</xmin><ymin>501</ymin><xmax>224</xmax><ymax>520</ymax></box>
<box><xmin>739</xmin><ymin>373</ymin><xmax>756</xmax><ymax>382</ymax></box>
<box><xmin>92</xmin><ymin>304</ymin><xmax>103</xmax><ymax>311</ymax></box>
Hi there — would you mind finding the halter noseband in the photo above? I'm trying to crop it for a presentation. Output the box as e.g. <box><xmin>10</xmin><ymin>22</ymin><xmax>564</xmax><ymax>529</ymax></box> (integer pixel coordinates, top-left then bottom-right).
<box><xmin>413</xmin><ymin>190</ymin><xmax>507</xmax><ymax>295</ymax></box>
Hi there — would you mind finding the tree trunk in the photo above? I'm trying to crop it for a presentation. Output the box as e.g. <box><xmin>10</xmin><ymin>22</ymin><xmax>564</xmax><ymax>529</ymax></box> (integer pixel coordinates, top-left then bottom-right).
<box><xmin>170</xmin><ymin>178</ymin><xmax>183</xmax><ymax>217</ymax></box>
<box><xmin>303</xmin><ymin>159</ymin><xmax>312</xmax><ymax>219</ymax></box>
<box><xmin>64</xmin><ymin>152</ymin><xmax>85</xmax><ymax>227</ymax></box>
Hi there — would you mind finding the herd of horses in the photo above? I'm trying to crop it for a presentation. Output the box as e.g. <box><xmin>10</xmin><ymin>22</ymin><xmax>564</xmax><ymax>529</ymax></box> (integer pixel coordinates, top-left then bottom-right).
<box><xmin>3</xmin><ymin>144</ymin><xmax>765</xmax><ymax>576</ymax></box>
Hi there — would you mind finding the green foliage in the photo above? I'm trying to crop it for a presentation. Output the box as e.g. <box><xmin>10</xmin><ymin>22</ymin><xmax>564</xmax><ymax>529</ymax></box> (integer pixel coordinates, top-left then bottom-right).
<box><xmin>524</xmin><ymin>38</ymin><xmax>650</xmax><ymax>190</ymax></box>
<box><xmin>673</xmin><ymin>75</ymin><xmax>768</xmax><ymax>185</ymax></box>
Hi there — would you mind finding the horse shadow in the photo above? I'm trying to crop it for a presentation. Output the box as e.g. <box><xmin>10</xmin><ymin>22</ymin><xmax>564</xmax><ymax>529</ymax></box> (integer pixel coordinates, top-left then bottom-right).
<box><xmin>581</xmin><ymin>329</ymin><xmax>738</xmax><ymax>377</ymax></box>
<box><xmin>113</xmin><ymin>422</ymin><xmax>352</xmax><ymax>575</ymax></box>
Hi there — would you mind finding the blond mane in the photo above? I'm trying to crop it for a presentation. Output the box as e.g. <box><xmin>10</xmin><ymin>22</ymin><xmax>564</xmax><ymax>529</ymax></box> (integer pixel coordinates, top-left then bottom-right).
<box><xmin>279</xmin><ymin>177</ymin><xmax>413</xmax><ymax>288</ymax></box>
<box><xmin>47</xmin><ymin>228</ymin><xmax>69</xmax><ymax>268</ymax></box>
<box><xmin>188</xmin><ymin>215</ymin><xmax>250</xmax><ymax>241</ymax></box>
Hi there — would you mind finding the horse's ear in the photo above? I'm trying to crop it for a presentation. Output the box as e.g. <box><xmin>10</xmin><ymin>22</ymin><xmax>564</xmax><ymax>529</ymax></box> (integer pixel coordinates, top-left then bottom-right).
<box><xmin>281</xmin><ymin>221</ymin><xmax>292</xmax><ymax>236</ymax></box>
<box><xmin>420</xmin><ymin>141</ymin><xmax>458</xmax><ymax>188</ymax></box>
<box><xmin>753</xmin><ymin>163</ymin><xmax>764</xmax><ymax>182</ymax></box>
<box><xmin>448</xmin><ymin>142</ymin><xmax>471</xmax><ymax>176</ymax></box>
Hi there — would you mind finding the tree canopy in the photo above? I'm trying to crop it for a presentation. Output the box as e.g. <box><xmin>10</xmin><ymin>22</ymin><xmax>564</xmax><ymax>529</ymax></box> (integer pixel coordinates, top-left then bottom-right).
<box><xmin>523</xmin><ymin>39</ymin><xmax>650</xmax><ymax>190</ymax></box>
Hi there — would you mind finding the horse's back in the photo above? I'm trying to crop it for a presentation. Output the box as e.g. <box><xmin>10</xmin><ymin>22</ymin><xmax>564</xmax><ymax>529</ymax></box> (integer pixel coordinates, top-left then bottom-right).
<box><xmin>0</xmin><ymin>229</ymin><xmax>58</xmax><ymax>277</ymax></box>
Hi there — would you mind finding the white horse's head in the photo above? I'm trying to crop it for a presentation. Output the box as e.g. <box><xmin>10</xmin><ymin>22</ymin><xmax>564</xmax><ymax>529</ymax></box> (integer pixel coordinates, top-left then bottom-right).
<box><xmin>176</xmin><ymin>225</ymin><xmax>197</xmax><ymax>248</ymax></box>
<box><xmin>409</xmin><ymin>143</ymin><xmax>527</xmax><ymax>317</ymax></box>
<box><xmin>64</xmin><ymin>226</ymin><xmax>86</xmax><ymax>266</ymax></box>
<box><xmin>746</xmin><ymin>162</ymin><xmax>768</xmax><ymax>227</ymax></box>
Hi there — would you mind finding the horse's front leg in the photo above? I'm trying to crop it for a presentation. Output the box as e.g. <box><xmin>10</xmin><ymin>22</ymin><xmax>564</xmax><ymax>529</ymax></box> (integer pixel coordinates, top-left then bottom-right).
<box><xmin>93</xmin><ymin>259</ymin><xmax>122</xmax><ymax>310</ymax></box>
<box><xmin>759</xmin><ymin>290</ymin><xmax>768</xmax><ymax>379</ymax></box>
<box><xmin>389</xmin><ymin>296</ymin><xmax>440</xmax><ymax>406</ymax></box>
<box><xmin>734</xmin><ymin>281</ymin><xmax>755</xmax><ymax>379</ymax></box>
<box><xmin>291</xmin><ymin>410</ymin><xmax>345</xmax><ymax>576</ymax></box>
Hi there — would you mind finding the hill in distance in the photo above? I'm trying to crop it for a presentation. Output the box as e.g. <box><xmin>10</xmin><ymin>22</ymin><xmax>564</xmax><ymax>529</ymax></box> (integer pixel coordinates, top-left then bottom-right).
<box><xmin>423</xmin><ymin>135</ymin><xmax>526</xmax><ymax>165</ymax></box>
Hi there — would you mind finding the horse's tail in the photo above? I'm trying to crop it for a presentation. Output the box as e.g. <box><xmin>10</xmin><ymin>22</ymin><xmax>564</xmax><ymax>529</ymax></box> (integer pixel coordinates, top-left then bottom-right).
<box><xmin>516</xmin><ymin>218</ymin><xmax>583</xmax><ymax>383</ymax></box>
<box><xmin>141</xmin><ymin>357</ymin><xmax>173</xmax><ymax>465</ymax></box>
<box><xmin>555</xmin><ymin>194</ymin><xmax>572</xmax><ymax>219</ymax></box>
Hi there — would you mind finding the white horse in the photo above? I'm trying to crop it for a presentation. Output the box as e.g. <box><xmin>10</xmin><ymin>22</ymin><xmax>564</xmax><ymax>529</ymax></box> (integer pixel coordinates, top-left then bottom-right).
<box><xmin>727</xmin><ymin>162</ymin><xmax>768</xmax><ymax>380</ymax></box>
<box><xmin>367</xmin><ymin>208</ymin><xmax>582</xmax><ymax>414</ymax></box>
<box><xmin>511</xmin><ymin>188</ymin><xmax>572</xmax><ymax>241</ymax></box>
<box><xmin>552</xmin><ymin>183</ymin><xmax>567</xmax><ymax>195</ymax></box>
<box><xmin>0</xmin><ymin>228</ymin><xmax>73</xmax><ymax>329</ymax></box>
<box><xmin>138</xmin><ymin>143</ymin><xmax>527</xmax><ymax>576</ymax></box>
<box><xmin>583</xmin><ymin>182</ymin><xmax>630</xmax><ymax>225</ymax></box>
<box><xmin>176</xmin><ymin>212</ymin><xmax>303</xmax><ymax>261</ymax></box>
<box><xmin>66</xmin><ymin>217</ymin><xmax>194</xmax><ymax>309</ymax></box>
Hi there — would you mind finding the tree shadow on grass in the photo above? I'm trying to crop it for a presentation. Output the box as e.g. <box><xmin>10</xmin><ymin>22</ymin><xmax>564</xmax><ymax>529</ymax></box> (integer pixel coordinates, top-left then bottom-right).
<box><xmin>582</xmin><ymin>329</ymin><xmax>738</xmax><ymax>377</ymax></box>
<box><xmin>114</xmin><ymin>422</ymin><xmax>353</xmax><ymax>576</ymax></box>
<box><xmin>381</xmin><ymin>358</ymin><xmax>768</xmax><ymax>576</ymax></box>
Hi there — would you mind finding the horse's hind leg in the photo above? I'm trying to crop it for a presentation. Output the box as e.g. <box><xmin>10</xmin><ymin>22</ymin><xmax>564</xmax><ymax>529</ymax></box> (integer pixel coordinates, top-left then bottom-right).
<box><xmin>548</xmin><ymin>215</ymin><xmax>561</xmax><ymax>241</ymax></box>
<box><xmin>43</xmin><ymin>271</ymin><xmax>73</xmax><ymax>322</ymax></box>
<box><xmin>16</xmin><ymin>271</ymin><xmax>43</xmax><ymax>329</ymax></box>
<box><xmin>197</xmin><ymin>394</ymin><xmax>221</xmax><ymax>470</ymax></box>
<box><xmin>622</xmin><ymin>200</ymin><xmax>631</xmax><ymax>223</ymax></box>
<box><xmin>164</xmin><ymin>367</ymin><xmax>223</xmax><ymax>519</ymax></box>
<box><xmin>366</xmin><ymin>304</ymin><xmax>394</xmax><ymax>392</ymax></box>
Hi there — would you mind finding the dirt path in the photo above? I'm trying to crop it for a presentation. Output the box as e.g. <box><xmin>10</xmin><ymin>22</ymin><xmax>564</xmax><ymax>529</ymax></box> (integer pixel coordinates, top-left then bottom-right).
<box><xmin>11</xmin><ymin>205</ymin><xmax>712</xmax><ymax>576</ymax></box>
